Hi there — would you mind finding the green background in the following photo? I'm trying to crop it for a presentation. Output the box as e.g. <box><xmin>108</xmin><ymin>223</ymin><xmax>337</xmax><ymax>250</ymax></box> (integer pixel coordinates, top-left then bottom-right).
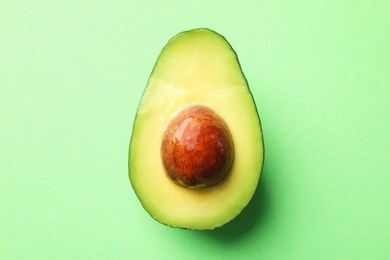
<box><xmin>1</xmin><ymin>1</ymin><xmax>389</xmax><ymax>259</ymax></box>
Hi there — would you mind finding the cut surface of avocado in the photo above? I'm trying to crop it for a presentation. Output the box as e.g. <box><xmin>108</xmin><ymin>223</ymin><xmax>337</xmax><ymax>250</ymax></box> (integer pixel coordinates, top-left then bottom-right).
<box><xmin>129</xmin><ymin>28</ymin><xmax>264</xmax><ymax>230</ymax></box>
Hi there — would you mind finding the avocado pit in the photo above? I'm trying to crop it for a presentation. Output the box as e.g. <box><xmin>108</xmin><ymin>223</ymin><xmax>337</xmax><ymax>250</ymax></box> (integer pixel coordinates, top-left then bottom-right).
<box><xmin>161</xmin><ymin>105</ymin><xmax>234</xmax><ymax>189</ymax></box>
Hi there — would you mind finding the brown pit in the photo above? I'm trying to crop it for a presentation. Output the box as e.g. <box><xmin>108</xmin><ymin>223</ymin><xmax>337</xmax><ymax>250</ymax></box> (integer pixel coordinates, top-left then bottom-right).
<box><xmin>161</xmin><ymin>105</ymin><xmax>234</xmax><ymax>189</ymax></box>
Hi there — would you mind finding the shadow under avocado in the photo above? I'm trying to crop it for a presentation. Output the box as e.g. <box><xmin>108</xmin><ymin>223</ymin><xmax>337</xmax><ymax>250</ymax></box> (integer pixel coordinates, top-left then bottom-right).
<box><xmin>198</xmin><ymin>166</ymin><xmax>270</xmax><ymax>243</ymax></box>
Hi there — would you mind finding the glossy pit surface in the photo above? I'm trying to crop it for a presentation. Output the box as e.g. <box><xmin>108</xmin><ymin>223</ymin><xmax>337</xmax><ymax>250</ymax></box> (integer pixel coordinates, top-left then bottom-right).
<box><xmin>161</xmin><ymin>105</ymin><xmax>234</xmax><ymax>188</ymax></box>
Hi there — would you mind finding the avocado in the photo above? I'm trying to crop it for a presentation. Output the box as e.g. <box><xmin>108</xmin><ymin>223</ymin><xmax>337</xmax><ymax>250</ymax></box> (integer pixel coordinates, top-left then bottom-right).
<box><xmin>129</xmin><ymin>28</ymin><xmax>264</xmax><ymax>230</ymax></box>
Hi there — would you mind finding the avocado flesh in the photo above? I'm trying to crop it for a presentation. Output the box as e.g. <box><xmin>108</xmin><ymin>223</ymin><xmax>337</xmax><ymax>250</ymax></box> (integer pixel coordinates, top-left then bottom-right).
<box><xmin>129</xmin><ymin>28</ymin><xmax>264</xmax><ymax>230</ymax></box>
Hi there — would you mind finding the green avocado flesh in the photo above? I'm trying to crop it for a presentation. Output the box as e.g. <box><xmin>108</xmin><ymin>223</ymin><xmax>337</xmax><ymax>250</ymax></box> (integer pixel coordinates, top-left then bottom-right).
<box><xmin>129</xmin><ymin>28</ymin><xmax>264</xmax><ymax>230</ymax></box>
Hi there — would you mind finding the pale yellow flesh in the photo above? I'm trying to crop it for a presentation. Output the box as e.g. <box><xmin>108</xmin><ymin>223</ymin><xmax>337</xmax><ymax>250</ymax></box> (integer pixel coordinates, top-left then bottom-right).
<box><xmin>129</xmin><ymin>29</ymin><xmax>263</xmax><ymax>229</ymax></box>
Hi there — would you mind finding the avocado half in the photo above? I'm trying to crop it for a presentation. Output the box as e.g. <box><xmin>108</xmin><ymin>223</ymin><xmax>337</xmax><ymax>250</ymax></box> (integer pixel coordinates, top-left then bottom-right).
<box><xmin>129</xmin><ymin>28</ymin><xmax>264</xmax><ymax>230</ymax></box>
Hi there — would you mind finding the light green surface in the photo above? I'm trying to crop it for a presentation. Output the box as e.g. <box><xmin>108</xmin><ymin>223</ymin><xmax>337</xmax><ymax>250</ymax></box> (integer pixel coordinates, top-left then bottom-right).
<box><xmin>1</xmin><ymin>0</ymin><xmax>389</xmax><ymax>259</ymax></box>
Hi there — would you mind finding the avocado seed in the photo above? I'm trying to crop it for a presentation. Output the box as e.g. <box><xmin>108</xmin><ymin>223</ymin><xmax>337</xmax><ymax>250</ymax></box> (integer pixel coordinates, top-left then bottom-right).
<box><xmin>161</xmin><ymin>105</ymin><xmax>234</xmax><ymax>189</ymax></box>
